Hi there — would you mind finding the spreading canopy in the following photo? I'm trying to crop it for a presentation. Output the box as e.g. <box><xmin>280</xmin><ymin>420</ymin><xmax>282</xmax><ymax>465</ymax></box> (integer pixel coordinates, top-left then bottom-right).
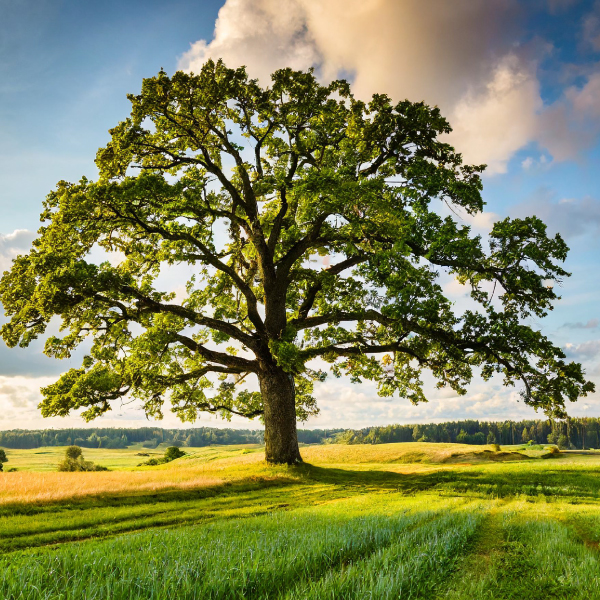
<box><xmin>1</xmin><ymin>60</ymin><xmax>594</xmax><ymax>435</ymax></box>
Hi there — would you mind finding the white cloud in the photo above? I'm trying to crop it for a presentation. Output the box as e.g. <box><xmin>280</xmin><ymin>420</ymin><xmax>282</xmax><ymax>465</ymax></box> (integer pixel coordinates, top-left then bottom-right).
<box><xmin>564</xmin><ymin>340</ymin><xmax>600</xmax><ymax>359</ymax></box>
<box><xmin>583</xmin><ymin>1</ymin><xmax>600</xmax><ymax>51</ymax></box>
<box><xmin>537</xmin><ymin>71</ymin><xmax>600</xmax><ymax>161</ymax></box>
<box><xmin>513</xmin><ymin>190</ymin><xmax>600</xmax><ymax>239</ymax></box>
<box><xmin>0</xmin><ymin>229</ymin><xmax>35</xmax><ymax>273</ymax></box>
<box><xmin>445</xmin><ymin>55</ymin><xmax>542</xmax><ymax>174</ymax></box>
<box><xmin>178</xmin><ymin>0</ymin><xmax>600</xmax><ymax>175</ymax></box>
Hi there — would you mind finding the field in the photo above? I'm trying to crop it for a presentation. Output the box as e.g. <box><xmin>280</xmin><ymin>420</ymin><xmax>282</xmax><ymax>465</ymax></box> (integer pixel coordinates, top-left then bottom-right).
<box><xmin>2</xmin><ymin>442</ymin><xmax>600</xmax><ymax>598</ymax></box>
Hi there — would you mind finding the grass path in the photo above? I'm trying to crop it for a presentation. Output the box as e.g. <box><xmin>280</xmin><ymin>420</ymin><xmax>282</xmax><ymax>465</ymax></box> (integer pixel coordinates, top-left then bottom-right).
<box><xmin>438</xmin><ymin>501</ymin><xmax>600</xmax><ymax>599</ymax></box>
<box><xmin>438</xmin><ymin>503</ymin><xmax>509</xmax><ymax>599</ymax></box>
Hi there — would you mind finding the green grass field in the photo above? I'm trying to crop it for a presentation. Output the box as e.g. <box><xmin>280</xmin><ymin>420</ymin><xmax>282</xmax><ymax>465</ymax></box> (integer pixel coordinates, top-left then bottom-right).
<box><xmin>2</xmin><ymin>442</ymin><xmax>600</xmax><ymax>599</ymax></box>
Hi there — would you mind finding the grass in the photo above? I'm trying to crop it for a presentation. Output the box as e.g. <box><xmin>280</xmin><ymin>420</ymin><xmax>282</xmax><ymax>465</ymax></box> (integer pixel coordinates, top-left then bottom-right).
<box><xmin>3</xmin><ymin>442</ymin><xmax>600</xmax><ymax>598</ymax></box>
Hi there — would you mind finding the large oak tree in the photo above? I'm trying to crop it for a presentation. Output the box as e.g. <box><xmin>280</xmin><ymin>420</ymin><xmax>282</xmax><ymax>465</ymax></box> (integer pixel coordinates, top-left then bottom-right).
<box><xmin>1</xmin><ymin>61</ymin><xmax>594</xmax><ymax>463</ymax></box>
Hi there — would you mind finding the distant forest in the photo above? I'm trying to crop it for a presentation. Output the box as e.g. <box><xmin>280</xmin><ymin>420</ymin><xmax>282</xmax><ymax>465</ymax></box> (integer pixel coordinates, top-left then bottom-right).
<box><xmin>336</xmin><ymin>418</ymin><xmax>599</xmax><ymax>450</ymax></box>
<box><xmin>1</xmin><ymin>418</ymin><xmax>600</xmax><ymax>450</ymax></box>
<box><xmin>0</xmin><ymin>427</ymin><xmax>341</xmax><ymax>450</ymax></box>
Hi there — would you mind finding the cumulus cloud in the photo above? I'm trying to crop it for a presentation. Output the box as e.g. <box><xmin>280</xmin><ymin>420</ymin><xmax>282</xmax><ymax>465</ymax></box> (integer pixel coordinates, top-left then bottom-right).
<box><xmin>0</xmin><ymin>229</ymin><xmax>35</xmax><ymax>273</ymax></box>
<box><xmin>564</xmin><ymin>340</ymin><xmax>600</xmax><ymax>359</ymax></box>
<box><xmin>178</xmin><ymin>0</ymin><xmax>600</xmax><ymax>175</ymax></box>
<box><xmin>445</xmin><ymin>54</ymin><xmax>542</xmax><ymax>174</ymax></box>
<box><xmin>537</xmin><ymin>71</ymin><xmax>600</xmax><ymax>161</ymax></box>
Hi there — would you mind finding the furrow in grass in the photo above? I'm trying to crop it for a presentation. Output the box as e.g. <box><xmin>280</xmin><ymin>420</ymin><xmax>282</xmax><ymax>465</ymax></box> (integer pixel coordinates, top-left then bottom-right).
<box><xmin>440</xmin><ymin>503</ymin><xmax>600</xmax><ymax>599</ymax></box>
<box><xmin>0</xmin><ymin>494</ymin><xmax>458</xmax><ymax>600</ymax></box>
<box><xmin>283</xmin><ymin>502</ymin><xmax>487</xmax><ymax>600</ymax></box>
<box><xmin>0</xmin><ymin>484</ymin><xmax>343</xmax><ymax>553</ymax></box>
<box><xmin>437</xmin><ymin>504</ymin><xmax>507</xmax><ymax>599</ymax></box>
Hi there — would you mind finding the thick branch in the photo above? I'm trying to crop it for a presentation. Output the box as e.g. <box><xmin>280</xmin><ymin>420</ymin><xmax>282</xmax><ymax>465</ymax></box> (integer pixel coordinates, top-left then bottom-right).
<box><xmin>172</xmin><ymin>332</ymin><xmax>259</xmax><ymax>372</ymax></box>
<box><xmin>112</xmin><ymin>288</ymin><xmax>257</xmax><ymax>348</ymax></box>
<box><xmin>294</xmin><ymin>256</ymin><xmax>369</xmax><ymax>322</ymax></box>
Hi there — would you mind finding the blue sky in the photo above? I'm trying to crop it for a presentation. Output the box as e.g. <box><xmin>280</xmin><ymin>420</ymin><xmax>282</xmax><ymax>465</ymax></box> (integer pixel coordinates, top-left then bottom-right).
<box><xmin>1</xmin><ymin>0</ymin><xmax>599</xmax><ymax>430</ymax></box>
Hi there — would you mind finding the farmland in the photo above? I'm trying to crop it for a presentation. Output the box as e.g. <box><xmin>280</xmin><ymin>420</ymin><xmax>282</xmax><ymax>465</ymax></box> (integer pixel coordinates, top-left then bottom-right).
<box><xmin>2</xmin><ymin>442</ymin><xmax>600</xmax><ymax>598</ymax></box>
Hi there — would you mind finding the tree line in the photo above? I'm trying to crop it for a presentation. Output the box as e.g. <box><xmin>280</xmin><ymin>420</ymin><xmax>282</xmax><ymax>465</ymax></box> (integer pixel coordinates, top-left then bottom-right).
<box><xmin>2</xmin><ymin>419</ymin><xmax>599</xmax><ymax>451</ymax></box>
<box><xmin>0</xmin><ymin>427</ymin><xmax>342</xmax><ymax>449</ymax></box>
<box><xmin>334</xmin><ymin>418</ymin><xmax>600</xmax><ymax>449</ymax></box>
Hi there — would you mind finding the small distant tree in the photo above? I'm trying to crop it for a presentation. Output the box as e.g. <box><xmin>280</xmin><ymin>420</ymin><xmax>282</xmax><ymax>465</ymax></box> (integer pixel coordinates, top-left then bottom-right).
<box><xmin>412</xmin><ymin>425</ymin><xmax>423</xmax><ymax>442</ymax></box>
<box><xmin>0</xmin><ymin>448</ymin><xmax>7</xmax><ymax>472</ymax></box>
<box><xmin>486</xmin><ymin>431</ymin><xmax>496</xmax><ymax>445</ymax></box>
<box><xmin>164</xmin><ymin>446</ymin><xmax>186</xmax><ymax>461</ymax></box>
<box><xmin>65</xmin><ymin>445</ymin><xmax>83</xmax><ymax>460</ymax></box>
<box><xmin>58</xmin><ymin>445</ymin><xmax>108</xmax><ymax>471</ymax></box>
<box><xmin>521</xmin><ymin>427</ymin><xmax>530</xmax><ymax>443</ymax></box>
<box><xmin>557</xmin><ymin>434</ymin><xmax>568</xmax><ymax>450</ymax></box>
<box><xmin>138</xmin><ymin>445</ymin><xmax>186</xmax><ymax>466</ymax></box>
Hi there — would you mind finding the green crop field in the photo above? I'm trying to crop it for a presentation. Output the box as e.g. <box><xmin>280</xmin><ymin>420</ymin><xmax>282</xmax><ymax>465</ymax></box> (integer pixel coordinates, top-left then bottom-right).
<box><xmin>2</xmin><ymin>442</ymin><xmax>600</xmax><ymax>599</ymax></box>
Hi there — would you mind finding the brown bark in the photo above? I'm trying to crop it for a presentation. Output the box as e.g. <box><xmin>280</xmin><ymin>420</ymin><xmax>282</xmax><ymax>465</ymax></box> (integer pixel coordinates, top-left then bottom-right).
<box><xmin>259</xmin><ymin>365</ymin><xmax>302</xmax><ymax>464</ymax></box>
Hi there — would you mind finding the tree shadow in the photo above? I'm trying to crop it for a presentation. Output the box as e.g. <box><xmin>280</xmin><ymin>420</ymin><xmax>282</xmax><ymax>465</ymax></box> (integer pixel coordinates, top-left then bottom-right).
<box><xmin>297</xmin><ymin>462</ymin><xmax>600</xmax><ymax>500</ymax></box>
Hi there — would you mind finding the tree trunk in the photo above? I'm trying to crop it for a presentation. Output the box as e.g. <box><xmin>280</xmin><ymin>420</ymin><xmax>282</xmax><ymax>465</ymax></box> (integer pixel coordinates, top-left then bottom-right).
<box><xmin>259</xmin><ymin>365</ymin><xmax>302</xmax><ymax>464</ymax></box>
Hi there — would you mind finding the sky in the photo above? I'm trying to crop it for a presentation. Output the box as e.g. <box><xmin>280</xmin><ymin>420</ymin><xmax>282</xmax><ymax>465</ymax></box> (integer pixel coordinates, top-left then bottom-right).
<box><xmin>1</xmin><ymin>0</ymin><xmax>599</xmax><ymax>431</ymax></box>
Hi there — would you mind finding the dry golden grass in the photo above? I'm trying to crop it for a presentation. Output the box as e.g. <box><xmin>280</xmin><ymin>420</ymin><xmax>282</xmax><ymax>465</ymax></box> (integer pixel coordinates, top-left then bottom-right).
<box><xmin>300</xmin><ymin>442</ymin><xmax>491</xmax><ymax>464</ymax></box>
<box><xmin>0</xmin><ymin>449</ymin><xmax>288</xmax><ymax>506</ymax></box>
<box><xmin>0</xmin><ymin>442</ymin><xmax>519</xmax><ymax>506</ymax></box>
<box><xmin>0</xmin><ymin>468</ymin><xmax>226</xmax><ymax>506</ymax></box>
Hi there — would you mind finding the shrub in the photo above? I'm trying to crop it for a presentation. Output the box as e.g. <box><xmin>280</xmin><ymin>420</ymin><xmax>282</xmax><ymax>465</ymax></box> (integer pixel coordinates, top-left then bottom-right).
<box><xmin>491</xmin><ymin>444</ymin><xmax>501</xmax><ymax>452</ymax></box>
<box><xmin>57</xmin><ymin>446</ymin><xmax>108</xmax><ymax>471</ymax></box>
<box><xmin>164</xmin><ymin>446</ymin><xmax>186</xmax><ymax>461</ymax></box>
<box><xmin>138</xmin><ymin>446</ymin><xmax>185</xmax><ymax>467</ymax></box>
<box><xmin>0</xmin><ymin>448</ymin><xmax>8</xmax><ymax>471</ymax></box>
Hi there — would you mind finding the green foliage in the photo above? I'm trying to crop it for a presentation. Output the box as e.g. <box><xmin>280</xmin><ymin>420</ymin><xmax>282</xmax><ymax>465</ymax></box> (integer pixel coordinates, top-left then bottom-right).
<box><xmin>0</xmin><ymin>59</ymin><xmax>593</xmax><ymax>437</ymax></box>
<box><xmin>65</xmin><ymin>445</ymin><xmax>82</xmax><ymax>460</ymax></box>
<box><xmin>164</xmin><ymin>446</ymin><xmax>186</xmax><ymax>461</ymax></box>
<box><xmin>58</xmin><ymin>446</ymin><xmax>109</xmax><ymax>472</ymax></box>
<box><xmin>138</xmin><ymin>445</ymin><xmax>186</xmax><ymax>466</ymax></box>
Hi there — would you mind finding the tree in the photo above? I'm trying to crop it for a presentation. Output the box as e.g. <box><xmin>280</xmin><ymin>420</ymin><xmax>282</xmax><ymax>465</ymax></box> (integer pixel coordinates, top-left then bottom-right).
<box><xmin>65</xmin><ymin>445</ymin><xmax>83</xmax><ymax>460</ymax></box>
<box><xmin>0</xmin><ymin>61</ymin><xmax>594</xmax><ymax>464</ymax></box>
<box><xmin>58</xmin><ymin>446</ymin><xmax>108</xmax><ymax>471</ymax></box>
<box><xmin>0</xmin><ymin>448</ymin><xmax>7</xmax><ymax>472</ymax></box>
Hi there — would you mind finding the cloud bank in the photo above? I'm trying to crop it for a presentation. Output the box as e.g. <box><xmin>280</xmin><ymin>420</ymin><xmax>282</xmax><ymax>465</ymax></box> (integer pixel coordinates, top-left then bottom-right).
<box><xmin>179</xmin><ymin>0</ymin><xmax>600</xmax><ymax>175</ymax></box>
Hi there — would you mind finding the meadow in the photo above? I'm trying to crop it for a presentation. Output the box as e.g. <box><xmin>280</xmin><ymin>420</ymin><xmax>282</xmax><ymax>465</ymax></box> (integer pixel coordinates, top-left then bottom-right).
<box><xmin>2</xmin><ymin>442</ymin><xmax>600</xmax><ymax>598</ymax></box>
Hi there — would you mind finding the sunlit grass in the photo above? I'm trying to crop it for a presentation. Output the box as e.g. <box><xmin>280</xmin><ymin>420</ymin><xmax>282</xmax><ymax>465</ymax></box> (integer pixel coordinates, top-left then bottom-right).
<box><xmin>4</xmin><ymin>442</ymin><xmax>600</xmax><ymax>598</ymax></box>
